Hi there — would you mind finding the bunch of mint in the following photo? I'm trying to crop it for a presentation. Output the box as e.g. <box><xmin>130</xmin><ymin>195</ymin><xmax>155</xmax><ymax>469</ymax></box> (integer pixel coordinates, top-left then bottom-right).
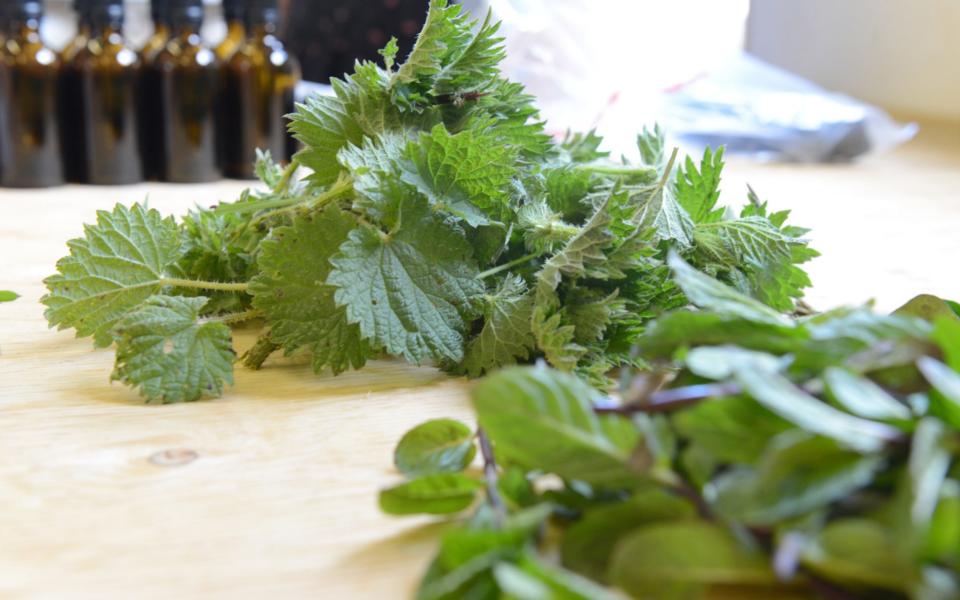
<box><xmin>380</xmin><ymin>254</ymin><xmax>960</xmax><ymax>600</ymax></box>
<box><xmin>40</xmin><ymin>0</ymin><xmax>813</xmax><ymax>402</ymax></box>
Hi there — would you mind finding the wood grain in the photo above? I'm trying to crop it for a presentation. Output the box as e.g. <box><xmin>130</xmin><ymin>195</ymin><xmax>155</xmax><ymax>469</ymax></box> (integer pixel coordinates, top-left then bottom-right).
<box><xmin>1</xmin><ymin>122</ymin><xmax>959</xmax><ymax>599</ymax></box>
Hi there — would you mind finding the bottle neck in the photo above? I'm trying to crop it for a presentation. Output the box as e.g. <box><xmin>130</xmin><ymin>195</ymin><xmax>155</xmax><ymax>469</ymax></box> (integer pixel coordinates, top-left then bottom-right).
<box><xmin>244</xmin><ymin>6</ymin><xmax>279</xmax><ymax>35</ymax></box>
<box><xmin>88</xmin><ymin>4</ymin><xmax>124</xmax><ymax>37</ymax></box>
<box><xmin>169</xmin><ymin>4</ymin><xmax>205</xmax><ymax>35</ymax></box>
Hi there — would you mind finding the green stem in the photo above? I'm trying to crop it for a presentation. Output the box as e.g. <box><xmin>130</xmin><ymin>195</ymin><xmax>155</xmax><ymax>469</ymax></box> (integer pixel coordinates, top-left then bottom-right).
<box><xmin>160</xmin><ymin>278</ymin><xmax>250</xmax><ymax>292</ymax></box>
<box><xmin>210</xmin><ymin>309</ymin><xmax>263</xmax><ymax>326</ymax></box>
<box><xmin>579</xmin><ymin>163</ymin><xmax>658</xmax><ymax>181</ymax></box>
<box><xmin>213</xmin><ymin>195</ymin><xmax>299</xmax><ymax>216</ymax></box>
<box><xmin>274</xmin><ymin>159</ymin><xmax>299</xmax><ymax>193</ymax></box>
<box><xmin>249</xmin><ymin>175</ymin><xmax>354</xmax><ymax>227</ymax></box>
<box><xmin>476</xmin><ymin>251</ymin><xmax>542</xmax><ymax>280</ymax></box>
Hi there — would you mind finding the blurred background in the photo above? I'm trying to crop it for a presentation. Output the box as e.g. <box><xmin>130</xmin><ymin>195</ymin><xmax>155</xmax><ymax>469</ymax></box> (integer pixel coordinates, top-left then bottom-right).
<box><xmin>2</xmin><ymin>0</ymin><xmax>957</xmax><ymax>188</ymax></box>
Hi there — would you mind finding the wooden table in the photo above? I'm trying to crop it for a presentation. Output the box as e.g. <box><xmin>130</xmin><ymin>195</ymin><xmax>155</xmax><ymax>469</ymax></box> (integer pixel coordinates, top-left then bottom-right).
<box><xmin>2</xmin><ymin>121</ymin><xmax>959</xmax><ymax>599</ymax></box>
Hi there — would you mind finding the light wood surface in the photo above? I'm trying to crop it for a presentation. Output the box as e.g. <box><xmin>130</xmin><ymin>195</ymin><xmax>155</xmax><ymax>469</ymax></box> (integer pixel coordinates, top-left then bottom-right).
<box><xmin>2</xmin><ymin>121</ymin><xmax>959</xmax><ymax>599</ymax></box>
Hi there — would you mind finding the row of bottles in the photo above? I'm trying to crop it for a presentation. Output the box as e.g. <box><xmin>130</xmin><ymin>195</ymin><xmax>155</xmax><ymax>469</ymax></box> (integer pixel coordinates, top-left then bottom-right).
<box><xmin>0</xmin><ymin>0</ymin><xmax>300</xmax><ymax>187</ymax></box>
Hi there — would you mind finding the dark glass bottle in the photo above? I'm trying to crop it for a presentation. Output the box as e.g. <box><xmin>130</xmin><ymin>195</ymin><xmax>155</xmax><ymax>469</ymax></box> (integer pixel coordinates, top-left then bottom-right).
<box><xmin>138</xmin><ymin>0</ymin><xmax>171</xmax><ymax>180</ymax></box>
<box><xmin>216</xmin><ymin>0</ymin><xmax>245</xmax><ymax>61</ymax></box>
<box><xmin>153</xmin><ymin>0</ymin><xmax>221</xmax><ymax>182</ymax></box>
<box><xmin>74</xmin><ymin>0</ymin><xmax>142</xmax><ymax>184</ymax></box>
<box><xmin>220</xmin><ymin>0</ymin><xmax>299</xmax><ymax>179</ymax></box>
<box><xmin>0</xmin><ymin>0</ymin><xmax>64</xmax><ymax>187</ymax></box>
<box><xmin>58</xmin><ymin>0</ymin><xmax>91</xmax><ymax>181</ymax></box>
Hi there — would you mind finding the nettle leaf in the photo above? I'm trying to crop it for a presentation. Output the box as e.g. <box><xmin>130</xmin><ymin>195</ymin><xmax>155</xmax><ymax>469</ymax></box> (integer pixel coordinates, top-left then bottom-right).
<box><xmin>562</xmin><ymin>288</ymin><xmax>623</xmax><ymax>344</ymax></box>
<box><xmin>472</xmin><ymin>366</ymin><xmax>642</xmax><ymax>488</ymax></box>
<box><xmin>42</xmin><ymin>203</ymin><xmax>181</xmax><ymax>348</ymax></box>
<box><xmin>532</xmin><ymin>301</ymin><xmax>586</xmax><ymax>372</ymax></box>
<box><xmin>674</xmin><ymin>146</ymin><xmax>725</xmax><ymax>224</ymax></box>
<box><xmin>250</xmin><ymin>206</ymin><xmax>369</xmax><ymax>375</ymax></box>
<box><xmin>379</xmin><ymin>473</ymin><xmax>483</xmax><ymax>515</ymax></box>
<box><xmin>432</xmin><ymin>9</ymin><xmax>505</xmax><ymax>95</ymax></box>
<box><xmin>609</xmin><ymin>522</ymin><xmax>776</xmax><ymax>598</ymax></box>
<box><xmin>391</xmin><ymin>0</ymin><xmax>469</xmax><ymax>89</ymax></box>
<box><xmin>536</xmin><ymin>193</ymin><xmax>615</xmax><ymax>298</ymax></box>
<box><xmin>394</xmin><ymin>419</ymin><xmax>477</xmax><ymax>477</ymax></box>
<box><xmin>111</xmin><ymin>296</ymin><xmax>235</xmax><ymax>403</ymax></box>
<box><xmin>561</xmin><ymin>489</ymin><xmax>695</xmax><ymax>583</ymax></box>
<box><xmin>329</xmin><ymin>198</ymin><xmax>484</xmax><ymax>363</ymax></box>
<box><xmin>461</xmin><ymin>275</ymin><xmax>536</xmax><ymax>377</ymax></box>
<box><xmin>402</xmin><ymin>124</ymin><xmax>519</xmax><ymax>225</ymax></box>
<box><xmin>290</xmin><ymin>62</ymin><xmax>403</xmax><ymax>186</ymax></box>
<box><xmin>635</xmin><ymin>187</ymin><xmax>694</xmax><ymax>247</ymax></box>
<box><xmin>824</xmin><ymin>367</ymin><xmax>912</xmax><ymax>421</ymax></box>
<box><xmin>712</xmin><ymin>432</ymin><xmax>885</xmax><ymax>526</ymax></box>
<box><xmin>0</xmin><ymin>290</ymin><xmax>18</xmax><ymax>302</ymax></box>
<box><xmin>636</xmin><ymin>124</ymin><xmax>667</xmax><ymax>175</ymax></box>
<box><xmin>667</xmin><ymin>251</ymin><xmax>792</xmax><ymax>326</ymax></box>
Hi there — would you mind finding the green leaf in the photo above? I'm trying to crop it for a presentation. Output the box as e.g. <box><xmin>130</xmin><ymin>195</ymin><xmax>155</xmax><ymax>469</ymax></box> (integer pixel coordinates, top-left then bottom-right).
<box><xmin>536</xmin><ymin>193</ymin><xmax>616</xmax><ymax>298</ymax></box>
<box><xmin>494</xmin><ymin>553</ymin><xmax>620</xmax><ymax>600</ymax></box>
<box><xmin>290</xmin><ymin>62</ymin><xmax>402</xmax><ymax>186</ymax></box>
<box><xmin>531</xmin><ymin>301</ymin><xmax>586</xmax><ymax>371</ymax></box>
<box><xmin>432</xmin><ymin>9</ymin><xmax>505</xmax><ymax>95</ymax></box>
<box><xmin>562</xmin><ymin>288</ymin><xmax>623</xmax><ymax>344</ymax></box>
<box><xmin>392</xmin><ymin>0</ymin><xmax>469</xmax><ymax>89</ymax></box>
<box><xmin>894</xmin><ymin>294</ymin><xmax>960</xmax><ymax>323</ymax></box>
<box><xmin>824</xmin><ymin>367</ymin><xmax>912</xmax><ymax>421</ymax></box>
<box><xmin>394</xmin><ymin>419</ymin><xmax>477</xmax><ymax>477</ymax></box>
<box><xmin>906</xmin><ymin>418</ymin><xmax>951</xmax><ymax>539</ymax></box>
<box><xmin>561</xmin><ymin>489</ymin><xmax>695</xmax><ymax>583</ymax></box>
<box><xmin>379</xmin><ymin>473</ymin><xmax>483</xmax><ymax>515</ymax></box>
<box><xmin>328</xmin><ymin>198</ymin><xmax>484</xmax><ymax>363</ymax></box>
<box><xmin>801</xmin><ymin>519</ymin><xmax>918</xmax><ymax>592</ymax></box>
<box><xmin>111</xmin><ymin>296</ymin><xmax>235</xmax><ymax>403</ymax></box>
<box><xmin>471</xmin><ymin>366</ymin><xmax>642</xmax><ymax>488</ymax></box>
<box><xmin>461</xmin><ymin>275</ymin><xmax>536</xmax><ymax>377</ymax></box>
<box><xmin>932</xmin><ymin>317</ymin><xmax>960</xmax><ymax>371</ymax></box>
<box><xmin>609</xmin><ymin>522</ymin><xmax>776</xmax><ymax>598</ymax></box>
<box><xmin>250</xmin><ymin>207</ymin><xmax>369</xmax><ymax>375</ymax></box>
<box><xmin>735</xmin><ymin>367</ymin><xmax>901</xmax><ymax>453</ymax></box>
<box><xmin>674</xmin><ymin>146</ymin><xmax>725</xmax><ymax>223</ymax></box>
<box><xmin>639</xmin><ymin>310</ymin><xmax>806</xmax><ymax>358</ymax></box>
<box><xmin>0</xmin><ymin>290</ymin><xmax>18</xmax><ymax>302</ymax></box>
<box><xmin>917</xmin><ymin>357</ymin><xmax>960</xmax><ymax>427</ymax></box>
<box><xmin>924</xmin><ymin>480</ymin><xmax>960</xmax><ymax>566</ymax></box>
<box><xmin>378</xmin><ymin>36</ymin><xmax>399</xmax><ymax>71</ymax></box>
<box><xmin>667</xmin><ymin>251</ymin><xmax>793</xmax><ymax>326</ymax></box>
<box><xmin>684</xmin><ymin>345</ymin><xmax>785</xmax><ymax>380</ymax></box>
<box><xmin>42</xmin><ymin>203</ymin><xmax>181</xmax><ymax>348</ymax></box>
<box><xmin>713</xmin><ymin>432</ymin><xmax>885</xmax><ymax>526</ymax></box>
<box><xmin>636</xmin><ymin>187</ymin><xmax>694</xmax><ymax>247</ymax></box>
<box><xmin>636</xmin><ymin>124</ymin><xmax>667</xmax><ymax>175</ymax></box>
<box><xmin>673</xmin><ymin>395</ymin><xmax>792</xmax><ymax>465</ymax></box>
<box><xmin>402</xmin><ymin>124</ymin><xmax>519</xmax><ymax>225</ymax></box>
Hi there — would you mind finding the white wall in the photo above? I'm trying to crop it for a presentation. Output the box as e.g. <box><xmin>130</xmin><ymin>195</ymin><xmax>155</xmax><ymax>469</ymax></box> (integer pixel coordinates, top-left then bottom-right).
<box><xmin>747</xmin><ymin>0</ymin><xmax>960</xmax><ymax>121</ymax></box>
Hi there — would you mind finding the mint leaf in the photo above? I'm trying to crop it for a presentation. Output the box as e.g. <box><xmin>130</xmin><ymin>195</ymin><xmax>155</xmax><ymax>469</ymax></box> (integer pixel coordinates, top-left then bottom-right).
<box><xmin>394</xmin><ymin>419</ymin><xmax>477</xmax><ymax>477</ymax></box>
<box><xmin>609</xmin><ymin>522</ymin><xmax>776</xmax><ymax>598</ymax></box>
<box><xmin>802</xmin><ymin>519</ymin><xmax>917</xmax><ymax>592</ymax></box>
<box><xmin>824</xmin><ymin>367</ymin><xmax>912</xmax><ymax>421</ymax></box>
<box><xmin>42</xmin><ymin>203</ymin><xmax>181</xmax><ymax>347</ymax></box>
<box><xmin>0</xmin><ymin>290</ymin><xmax>18</xmax><ymax>302</ymax></box>
<box><xmin>712</xmin><ymin>432</ymin><xmax>885</xmax><ymax>525</ymax></box>
<box><xmin>329</xmin><ymin>198</ymin><xmax>484</xmax><ymax>363</ymax></box>
<box><xmin>461</xmin><ymin>275</ymin><xmax>536</xmax><ymax>377</ymax></box>
<box><xmin>111</xmin><ymin>296</ymin><xmax>235</xmax><ymax>403</ymax></box>
<box><xmin>493</xmin><ymin>552</ymin><xmax>620</xmax><ymax>600</ymax></box>
<box><xmin>250</xmin><ymin>206</ymin><xmax>369</xmax><ymax>375</ymax></box>
<box><xmin>379</xmin><ymin>473</ymin><xmax>483</xmax><ymax>515</ymax></box>
<box><xmin>472</xmin><ymin>366</ymin><xmax>641</xmax><ymax>487</ymax></box>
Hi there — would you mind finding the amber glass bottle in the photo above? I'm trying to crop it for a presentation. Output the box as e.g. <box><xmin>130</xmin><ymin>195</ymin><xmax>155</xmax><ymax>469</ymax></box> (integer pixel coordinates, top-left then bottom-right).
<box><xmin>0</xmin><ymin>0</ymin><xmax>64</xmax><ymax>187</ymax></box>
<box><xmin>220</xmin><ymin>0</ymin><xmax>299</xmax><ymax>179</ymax></box>
<box><xmin>216</xmin><ymin>0</ymin><xmax>245</xmax><ymax>61</ymax></box>
<box><xmin>58</xmin><ymin>0</ymin><xmax>91</xmax><ymax>181</ymax></box>
<box><xmin>72</xmin><ymin>0</ymin><xmax>142</xmax><ymax>184</ymax></box>
<box><xmin>153</xmin><ymin>0</ymin><xmax>221</xmax><ymax>182</ymax></box>
<box><xmin>138</xmin><ymin>0</ymin><xmax>171</xmax><ymax>180</ymax></box>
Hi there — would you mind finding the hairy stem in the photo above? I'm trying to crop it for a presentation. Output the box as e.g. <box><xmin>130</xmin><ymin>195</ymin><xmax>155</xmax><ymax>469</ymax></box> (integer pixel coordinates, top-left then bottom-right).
<box><xmin>160</xmin><ymin>278</ymin><xmax>250</xmax><ymax>293</ymax></box>
<box><xmin>477</xmin><ymin>428</ymin><xmax>506</xmax><ymax>526</ymax></box>
<box><xmin>274</xmin><ymin>159</ymin><xmax>299</xmax><ymax>193</ymax></box>
<box><xmin>476</xmin><ymin>252</ymin><xmax>542</xmax><ymax>280</ymax></box>
<box><xmin>242</xmin><ymin>334</ymin><xmax>281</xmax><ymax>370</ymax></box>
<box><xmin>249</xmin><ymin>175</ymin><xmax>354</xmax><ymax>227</ymax></box>
<box><xmin>579</xmin><ymin>163</ymin><xmax>658</xmax><ymax>181</ymax></box>
<box><xmin>210</xmin><ymin>309</ymin><xmax>263</xmax><ymax>326</ymax></box>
